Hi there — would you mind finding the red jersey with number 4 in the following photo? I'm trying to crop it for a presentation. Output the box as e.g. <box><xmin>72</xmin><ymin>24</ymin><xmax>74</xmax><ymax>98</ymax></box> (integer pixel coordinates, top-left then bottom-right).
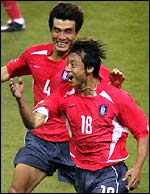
<box><xmin>34</xmin><ymin>79</ymin><xmax>148</xmax><ymax>170</ymax></box>
<box><xmin>6</xmin><ymin>43</ymin><xmax>110</xmax><ymax>142</ymax></box>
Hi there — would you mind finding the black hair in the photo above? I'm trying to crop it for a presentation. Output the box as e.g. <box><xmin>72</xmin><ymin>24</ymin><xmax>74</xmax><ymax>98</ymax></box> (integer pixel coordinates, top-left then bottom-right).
<box><xmin>48</xmin><ymin>2</ymin><xmax>84</xmax><ymax>33</ymax></box>
<box><xmin>69</xmin><ymin>38</ymin><xmax>106</xmax><ymax>78</ymax></box>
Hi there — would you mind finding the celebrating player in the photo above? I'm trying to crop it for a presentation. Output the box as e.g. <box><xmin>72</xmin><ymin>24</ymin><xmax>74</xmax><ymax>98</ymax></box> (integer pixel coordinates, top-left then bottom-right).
<box><xmin>9</xmin><ymin>38</ymin><xmax>149</xmax><ymax>193</ymax></box>
<box><xmin>2</xmin><ymin>2</ymin><xmax>125</xmax><ymax>193</ymax></box>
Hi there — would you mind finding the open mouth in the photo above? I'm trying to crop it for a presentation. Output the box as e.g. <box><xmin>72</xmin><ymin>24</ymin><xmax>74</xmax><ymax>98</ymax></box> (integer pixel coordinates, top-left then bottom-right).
<box><xmin>67</xmin><ymin>75</ymin><xmax>74</xmax><ymax>81</ymax></box>
<box><xmin>56</xmin><ymin>41</ymin><xmax>67</xmax><ymax>48</ymax></box>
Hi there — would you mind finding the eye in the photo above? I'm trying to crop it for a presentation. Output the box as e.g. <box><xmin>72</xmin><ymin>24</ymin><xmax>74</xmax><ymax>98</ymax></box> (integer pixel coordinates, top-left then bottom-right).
<box><xmin>53</xmin><ymin>27</ymin><xmax>61</xmax><ymax>33</ymax></box>
<box><xmin>67</xmin><ymin>61</ymin><xmax>76</xmax><ymax>68</ymax></box>
<box><xmin>71</xmin><ymin>63</ymin><xmax>76</xmax><ymax>68</ymax></box>
<box><xmin>68</xmin><ymin>62</ymin><xmax>75</xmax><ymax>68</ymax></box>
<box><xmin>64</xmin><ymin>29</ymin><xmax>73</xmax><ymax>34</ymax></box>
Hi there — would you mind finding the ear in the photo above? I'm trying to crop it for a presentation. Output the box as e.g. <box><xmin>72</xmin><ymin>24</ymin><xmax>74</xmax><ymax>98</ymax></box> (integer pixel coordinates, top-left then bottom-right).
<box><xmin>87</xmin><ymin>66</ymin><xmax>94</xmax><ymax>75</ymax></box>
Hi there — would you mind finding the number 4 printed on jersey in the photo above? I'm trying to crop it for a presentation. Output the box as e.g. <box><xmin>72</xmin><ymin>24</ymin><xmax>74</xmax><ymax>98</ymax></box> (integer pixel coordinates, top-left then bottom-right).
<box><xmin>43</xmin><ymin>79</ymin><xmax>51</xmax><ymax>96</ymax></box>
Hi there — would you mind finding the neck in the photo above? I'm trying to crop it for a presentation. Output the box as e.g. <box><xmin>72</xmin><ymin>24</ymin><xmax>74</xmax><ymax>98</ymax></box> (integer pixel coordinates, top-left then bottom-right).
<box><xmin>77</xmin><ymin>77</ymin><xmax>100</xmax><ymax>96</ymax></box>
<box><xmin>77</xmin><ymin>86</ymin><xmax>97</xmax><ymax>96</ymax></box>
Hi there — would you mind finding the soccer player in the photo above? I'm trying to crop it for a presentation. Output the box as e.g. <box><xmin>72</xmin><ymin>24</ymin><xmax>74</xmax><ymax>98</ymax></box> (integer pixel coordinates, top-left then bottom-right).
<box><xmin>1</xmin><ymin>1</ymin><xmax>26</xmax><ymax>32</ymax></box>
<box><xmin>9</xmin><ymin>38</ymin><xmax>149</xmax><ymax>193</ymax></box>
<box><xmin>1</xmin><ymin>2</ymin><xmax>124</xmax><ymax>193</ymax></box>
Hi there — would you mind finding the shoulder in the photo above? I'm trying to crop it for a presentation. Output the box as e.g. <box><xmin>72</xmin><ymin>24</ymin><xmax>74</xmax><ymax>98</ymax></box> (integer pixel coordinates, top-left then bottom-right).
<box><xmin>102</xmin><ymin>82</ymin><xmax>135</xmax><ymax>104</ymax></box>
<box><xmin>100</xmin><ymin>64</ymin><xmax>110</xmax><ymax>72</ymax></box>
<box><xmin>24</xmin><ymin>43</ymin><xmax>53</xmax><ymax>55</ymax></box>
<box><xmin>99</xmin><ymin>64</ymin><xmax>110</xmax><ymax>82</ymax></box>
<box><xmin>58</xmin><ymin>82</ymin><xmax>74</xmax><ymax>97</ymax></box>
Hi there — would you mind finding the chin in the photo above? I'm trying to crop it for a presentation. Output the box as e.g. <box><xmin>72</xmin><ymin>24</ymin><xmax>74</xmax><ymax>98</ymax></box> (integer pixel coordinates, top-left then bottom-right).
<box><xmin>70</xmin><ymin>82</ymin><xmax>76</xmax><ymax>87</ymax></box>
<box><xmin>56</xmin><ymin>46</ymin><xmax>69</xmax><ymax>53</ymax></box>
<box><xmin>68</xmin><ymin>81</ymin><xmax>73</xmax><ymax>86</ymax></box>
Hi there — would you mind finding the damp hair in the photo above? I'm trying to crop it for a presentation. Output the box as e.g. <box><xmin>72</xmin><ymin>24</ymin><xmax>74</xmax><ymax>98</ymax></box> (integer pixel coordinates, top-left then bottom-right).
<box><xmin>69</xmin><ymin>38</ymin><xmax>106</xmax><ymax>78</ymax></box>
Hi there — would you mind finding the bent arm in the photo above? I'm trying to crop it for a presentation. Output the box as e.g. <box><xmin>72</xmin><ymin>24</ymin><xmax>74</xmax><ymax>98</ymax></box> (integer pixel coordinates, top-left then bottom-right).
<box><xmin>109</xmin><ymin>68</ymin><xmax>125</xmax><ymax>88</ymax></box>
<box><xmin>123</xmin><ymin>135</ymin><xmax>149</xmax><ymax>190</ymax></box>
<box><xmin>10</xmin><ymin>78</ymin><xmax>46</xmax><ymax>129</ymax></box>
<box><xmin>134</xmin><ymin>135</ymin><xmax>149</xmax><ymax>170</ymax></box>
<box><xmin>1</xmin><ymin>66</ymin><xmax>10</xmax><ymax>83</ymax></box>
<box><xmin>16</xmin><ymin>96</ymin><xmax>46</xmax><ymax>129</ymax></box>
<box><xmin>100</xmin><ymin>65</ymin><xmax>125</xmax><ymax>89</ymax></box>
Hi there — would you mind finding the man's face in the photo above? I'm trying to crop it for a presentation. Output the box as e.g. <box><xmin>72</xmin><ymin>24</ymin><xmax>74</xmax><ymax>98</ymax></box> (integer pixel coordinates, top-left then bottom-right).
<box><xmin>51</xmin><ymin>18</ymin><xmax>77</xmax><ymax>53</ymax></box>
<box><xmin>66</xmin><ymin>52</ymin><xmax>87</xmax><ymax>88</ymax></box>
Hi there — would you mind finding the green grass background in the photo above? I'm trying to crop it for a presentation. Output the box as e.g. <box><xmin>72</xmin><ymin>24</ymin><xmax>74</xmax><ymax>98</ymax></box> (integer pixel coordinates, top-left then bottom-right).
<box><xmin>1</xmin><ymin>1</ymin><xmax>149</xmax><ymax>193</ymax></box>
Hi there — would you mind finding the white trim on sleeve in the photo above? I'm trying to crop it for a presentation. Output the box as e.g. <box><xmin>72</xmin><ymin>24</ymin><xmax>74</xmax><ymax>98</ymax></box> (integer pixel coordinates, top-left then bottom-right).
<box><xmin>33</xmin><ymin>107</ymin><xmax>49</xmax><ymax>124</ymax></box>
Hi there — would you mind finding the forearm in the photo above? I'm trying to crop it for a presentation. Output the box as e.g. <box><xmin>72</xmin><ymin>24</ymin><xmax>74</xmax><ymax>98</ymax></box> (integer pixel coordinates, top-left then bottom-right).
<box><xmin>10</xmin><ymin>77</ymin><xmax>46</xmax><ymax>129</ymax></box>
<box><xmin>16</xmin><ymin>96</ymin><xmax>35</xmax><ymax>129</ymax></box>
<box><xmin>16</xmin><ymin>96</ymin><xmax>41</xmax><ymax>129</ymax></box>
<box><xmin>134</xmin><ymin>135</ymin><xmax>149</xmax><ymax>170</ymax></box>
<box><xmin>110</xmin><ymin>81</ymin><xmax>122</xmax><ymax>89</ymax></box>
<box><xmin>123</xmin><ymin>135</ymin><xmax>149</xmax><ymax>190</ymax></box>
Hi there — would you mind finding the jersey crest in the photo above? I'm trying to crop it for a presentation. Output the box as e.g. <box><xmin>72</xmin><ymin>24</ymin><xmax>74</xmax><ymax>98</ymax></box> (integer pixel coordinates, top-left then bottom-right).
<box><xmin>61</xmin><ymin>69</ymin><xmax>68</xmax><ymax>80</ymax></box>
<box><xmin>99</xmin><ymin>104</ymin><xmax>108</xmax><ymax>116</ymax></box>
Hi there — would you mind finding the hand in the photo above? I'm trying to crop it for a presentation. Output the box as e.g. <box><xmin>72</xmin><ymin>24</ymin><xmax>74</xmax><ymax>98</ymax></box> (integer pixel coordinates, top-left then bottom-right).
<box><xmin>9</xmin><ymin>77</ymin><xmax>24</xmax><ymax>98</ymax></box>
<box><xmin>122</xmin><ymin>167</ymin><xmax>141</xmax><ymax>191</ymax></box>
<box><xmin>109</xmin><ymin>68</ymin><xmax>125</xmax><ymax>88</ymax></box>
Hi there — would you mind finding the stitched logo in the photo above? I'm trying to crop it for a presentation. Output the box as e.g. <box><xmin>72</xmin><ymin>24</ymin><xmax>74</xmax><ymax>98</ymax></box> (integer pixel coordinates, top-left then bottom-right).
<box><xmin>61</xmin><ymin>70</ymin><xmax>68</xmax><ymax>80</ymax></box>
<box><xmin>99</xmin><ymin>104</ymin><xmax>108</xmax><ymax>115</ymax></box>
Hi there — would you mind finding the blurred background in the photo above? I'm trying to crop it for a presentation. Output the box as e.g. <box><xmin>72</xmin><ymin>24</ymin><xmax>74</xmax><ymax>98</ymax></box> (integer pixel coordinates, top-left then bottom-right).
<box><xmin>1</xmin><ymin>1</ymin><xmax>149</xmax><ymax>193</ymax></box>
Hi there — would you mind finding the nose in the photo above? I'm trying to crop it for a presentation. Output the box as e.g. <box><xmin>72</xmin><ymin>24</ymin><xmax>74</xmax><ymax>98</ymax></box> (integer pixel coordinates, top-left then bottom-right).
<box><xmin>66</xmin><ymin>63</ymin><xmax>71</xmax><ymax>72</ymax></box>
<box><xmin>58</xmin><ymin>31</ymin><xmax>66</xmax><ymax>40</ymax></box>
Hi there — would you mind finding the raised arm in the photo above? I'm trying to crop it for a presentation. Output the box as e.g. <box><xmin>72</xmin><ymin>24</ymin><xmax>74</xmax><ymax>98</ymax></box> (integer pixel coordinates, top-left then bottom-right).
<box><xmin>9</xmin><ymin>78</ymin><xmax>46</xmax><ymax>129</ymax></box>
<box><xmin>109</xmin><ymin>68</ymin><xmax>125</xmax><ymax>88</ymax></box>
<box><xmin>100</xmin><ymin>65</ymin><xmax>125</xmax><ymax>89</ymax></box>
<box><xmin>1</xmin><ymin>66</ymin><xmax>10</xmax><ymax>83</ymax></box>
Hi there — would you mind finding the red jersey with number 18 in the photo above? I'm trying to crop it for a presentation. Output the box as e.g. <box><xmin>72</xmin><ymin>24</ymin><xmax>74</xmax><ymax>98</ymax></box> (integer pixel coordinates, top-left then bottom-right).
<box><xmin>34</xmin><ymin>79</ymin><xmax>148</xmax><ymax>170</ymax></box>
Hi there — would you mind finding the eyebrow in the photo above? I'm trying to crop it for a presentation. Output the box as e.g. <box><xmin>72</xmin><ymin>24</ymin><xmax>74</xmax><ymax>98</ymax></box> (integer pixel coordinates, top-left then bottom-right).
<box><xmin>53</xmin><ymin>26</ymin><xmax>73</xmax><ymax>30</ymax></box>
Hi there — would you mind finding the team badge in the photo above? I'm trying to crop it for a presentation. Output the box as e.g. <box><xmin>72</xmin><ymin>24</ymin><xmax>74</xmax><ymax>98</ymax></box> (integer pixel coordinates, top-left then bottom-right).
<box><xmin>99</xmin><ymin>104</ymin><xmax>108</xmax><ymax>116</ymax></box>
<box><xmin>61</xmin><ymin>70</ymin><xmax>68</xmax><ymax>80</ymax></box>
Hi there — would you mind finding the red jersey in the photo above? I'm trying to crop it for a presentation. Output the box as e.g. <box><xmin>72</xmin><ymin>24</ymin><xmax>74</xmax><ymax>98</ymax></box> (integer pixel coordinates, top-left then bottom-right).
<box><xmin>6</xmin><ymin>43</ymin><xmax>110</xmax><ymax>142</ymax></box>
<box><xmin>34</xmin><ymin>79</ymin><xmax>148</xmax><ymax>170</ymax></box>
